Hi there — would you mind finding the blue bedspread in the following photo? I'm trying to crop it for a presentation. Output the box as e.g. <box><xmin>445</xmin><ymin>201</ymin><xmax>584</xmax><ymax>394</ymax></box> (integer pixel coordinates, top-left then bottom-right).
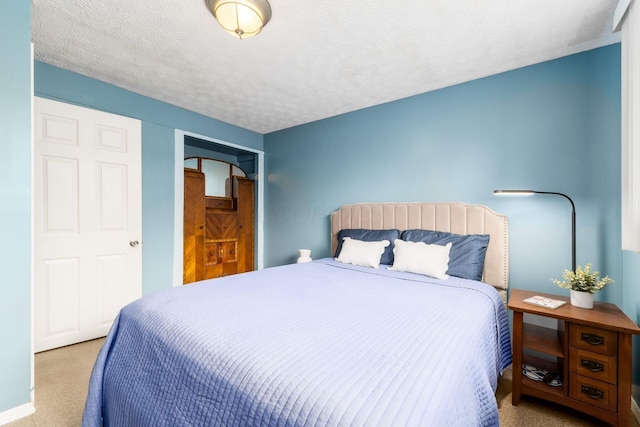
<box><xmin>83</xmin><ymin>259</ymin><xmax>511</xmax><ymax>426</ymax></box>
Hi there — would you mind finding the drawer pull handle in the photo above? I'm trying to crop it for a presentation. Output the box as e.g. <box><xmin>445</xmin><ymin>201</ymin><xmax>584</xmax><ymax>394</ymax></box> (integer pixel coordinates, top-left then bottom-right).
<box><xmin>581</xmin><ymin>333</ymin><xmax>604</xmax><ymax>346</ymax></box>
<box><xmin>581</xmin><ymin>359</ymin><xmax>603</xmax><ymax>372</ymax></box>
<box><xmin>581</xmin><ymin>385</ymin><xmax>604</xmax><ymax>399</ymax></box>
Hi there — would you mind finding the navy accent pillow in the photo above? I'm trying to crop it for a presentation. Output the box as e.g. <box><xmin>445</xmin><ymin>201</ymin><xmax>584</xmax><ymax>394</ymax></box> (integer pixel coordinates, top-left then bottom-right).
<box><xmin>400</xmin><ymin>229</ymin><xmax>490</xmax><ymax>281</ymax></box>
<box><xmin>335</xmin><ymin>229</ymin><xmax>401</xmax><ymax>265</ymax></box>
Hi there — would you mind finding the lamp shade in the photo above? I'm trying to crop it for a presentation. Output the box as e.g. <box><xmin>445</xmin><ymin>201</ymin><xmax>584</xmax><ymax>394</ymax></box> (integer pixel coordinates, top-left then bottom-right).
<box><xmin>206</xmin><ymin>0</ymin><xmax>272</xmax><ymax>39</ymax></box>
<box><xmin>493</xmin><ymin>190</ymin><xmax>536</xmax><ymax>196</ymax></box>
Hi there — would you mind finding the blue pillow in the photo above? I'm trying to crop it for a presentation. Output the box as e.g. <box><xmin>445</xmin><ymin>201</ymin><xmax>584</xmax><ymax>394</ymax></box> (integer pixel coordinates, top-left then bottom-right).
<box><xmin>335</xmin><ymin>229</ymin><xmax>401</xmax><ymax>265</ymax></box>
<box><xmin>400</xmin><ymin>229</ymin><xmax>490</xmax><ymax>281</ymax></box>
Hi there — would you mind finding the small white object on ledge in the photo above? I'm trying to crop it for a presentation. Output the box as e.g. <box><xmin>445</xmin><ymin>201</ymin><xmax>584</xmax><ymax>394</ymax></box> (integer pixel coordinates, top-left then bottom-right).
<box><xmin>297</xmin><ymin>249</ymin><xmax>312</xmax><ymax>263</ymax></box>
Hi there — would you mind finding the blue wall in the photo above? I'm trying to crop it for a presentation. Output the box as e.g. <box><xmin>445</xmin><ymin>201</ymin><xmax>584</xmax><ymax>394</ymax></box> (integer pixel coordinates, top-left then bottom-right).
<box><xmin>34</xmin><ymin>61</ymin><xmax>263</xmax><ymax>296</ymax></box>
<box><xmin>264</xmin><ymin>45</ymin><xmax>622</xmax><ymax>307</ymax></box>
<box><xmin>0</xmin><ymin>0</ymin><xmax>32</xmax><ymax>414</ymax></box>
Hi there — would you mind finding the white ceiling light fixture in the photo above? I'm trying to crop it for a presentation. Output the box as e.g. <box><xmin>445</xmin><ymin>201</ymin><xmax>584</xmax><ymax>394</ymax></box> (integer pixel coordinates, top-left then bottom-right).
<box><xmin>206</xmin><ymin>0</ymin><xmax>272</xmax><ymax>39</ymax></box>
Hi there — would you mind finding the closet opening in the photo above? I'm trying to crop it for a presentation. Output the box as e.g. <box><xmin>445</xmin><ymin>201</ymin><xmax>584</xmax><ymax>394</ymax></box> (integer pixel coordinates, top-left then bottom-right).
<box><xmin>174</xmin><ymin>131</ymin><xmax>264</xmax><ymax>287</ymax></box>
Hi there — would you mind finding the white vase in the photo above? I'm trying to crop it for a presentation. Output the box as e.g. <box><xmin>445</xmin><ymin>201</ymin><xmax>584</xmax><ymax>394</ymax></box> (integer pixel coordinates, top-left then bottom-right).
<box><xmin>297</xmin><ymin>249</ymin><xmax>312</xmax><ymax>263</ymax></box>
<box><xmin>570</xmin><ymin>289</ymin><xmax>594</xmax><ymax>309</ymax></box>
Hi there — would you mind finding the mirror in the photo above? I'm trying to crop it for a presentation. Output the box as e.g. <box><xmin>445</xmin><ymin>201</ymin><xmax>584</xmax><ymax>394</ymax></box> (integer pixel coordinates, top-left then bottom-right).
<box><xmin>184</xmin><ymin>157</ymin><xmax>247</xmax><ymax>197</ymax></box>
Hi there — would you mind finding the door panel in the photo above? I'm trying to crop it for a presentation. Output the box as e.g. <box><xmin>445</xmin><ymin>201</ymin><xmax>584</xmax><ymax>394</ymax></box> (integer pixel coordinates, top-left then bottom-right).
<box><xmin>97</xmin><ymin>253</ymin><xmax>129</xmax><ymax>328</ymax></box>
<box><xmin>43</xmin><ymin>258</ymin><xmax>80</xmax><ymax>336</ymax></box>
<box><xmin>42</xmin><ymin>156</ymin><xmax>78</xmax><ymax>232</ymax></box>
<box><xmin>97</xmin><ymin>162</ymin><xmax>127</xmax><ymax>230</ymax></box>
<box><xmin>34</xmin><ymin>97</ymin><xmax>142</xmax><ymax>352</ymax></box>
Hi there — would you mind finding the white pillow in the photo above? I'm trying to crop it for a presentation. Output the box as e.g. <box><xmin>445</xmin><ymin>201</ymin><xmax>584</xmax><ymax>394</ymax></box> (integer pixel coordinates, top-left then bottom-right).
<box><xmin>389</xmin><ymin>239</ymin><xmax>452</xmax><ymax>280</ymax></box>
<box><xmin>335</xmin><ymin>237</ymin><xmax>390</xmax><ymax>268</ymax></box>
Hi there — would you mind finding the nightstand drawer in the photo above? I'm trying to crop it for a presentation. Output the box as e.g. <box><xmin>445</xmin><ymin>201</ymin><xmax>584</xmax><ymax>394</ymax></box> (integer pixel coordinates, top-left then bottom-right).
<box><xmin>569</xmin><ymin>374</ymin><xmax>617</xmax><ymax>412</ymax></box>
<box><xmin>569</xmin><ymin>324</ymin><xmax>617</xmax><ymax>356</ymax></box>
<box><xmin>569</xmin><ymin>347</ymin><xmax>617</xmax><ymax>384</ymax></box>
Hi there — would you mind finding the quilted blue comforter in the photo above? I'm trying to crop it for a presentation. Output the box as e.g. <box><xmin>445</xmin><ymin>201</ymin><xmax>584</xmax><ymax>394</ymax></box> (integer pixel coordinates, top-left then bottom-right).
<box><xmin>83</xmin><ymin>258</ymin><xmax>511</xmax><ymax>426</ymax></box>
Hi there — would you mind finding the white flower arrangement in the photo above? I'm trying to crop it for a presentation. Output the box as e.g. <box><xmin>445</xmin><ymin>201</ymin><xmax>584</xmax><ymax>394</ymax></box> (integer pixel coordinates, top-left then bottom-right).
<box><xmin>551</xmin><ymin>263</ymin><xmax>613</xmax><ymax>294</ymax></box>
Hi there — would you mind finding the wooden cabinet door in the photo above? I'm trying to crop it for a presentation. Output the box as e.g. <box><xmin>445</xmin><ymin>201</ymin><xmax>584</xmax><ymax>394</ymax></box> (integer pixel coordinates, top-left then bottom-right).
<box><xmin>184</xmin><ymin>169</ymin><xmax>205</xmax><ymax>283</ymax></box>
<box><xmin>219</xmin><ymin>241</ymin><xmax>237</xmax><ymax>263</ymax></box>
<box><xmin>207</xmin><ymin>213</ymin><xmax>238</xmax><ymax>240</ymax></box>
<box><xmin>235</xmin><ymin>177</ymin><xmax>254</xmax><ymax>273</ymax></box>
<box><xmin>204</xmin><ymin>241</ymin><xmax>237</xmax><ymax>278</ymax></box>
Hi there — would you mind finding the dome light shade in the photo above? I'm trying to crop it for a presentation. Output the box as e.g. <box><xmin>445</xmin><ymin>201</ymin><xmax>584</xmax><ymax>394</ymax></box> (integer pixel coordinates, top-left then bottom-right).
<box><xmin>206</xmin><ymin>0</ymin><xmax>272</xmax><ymax>39</ymax></box>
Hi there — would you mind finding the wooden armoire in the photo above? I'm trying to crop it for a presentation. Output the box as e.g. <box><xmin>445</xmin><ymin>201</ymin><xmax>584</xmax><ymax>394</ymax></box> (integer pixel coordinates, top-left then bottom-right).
<box><xmin>183</xmin><ymin>162</ymin><xmax>254</xmax><ymax>284</ymax></box>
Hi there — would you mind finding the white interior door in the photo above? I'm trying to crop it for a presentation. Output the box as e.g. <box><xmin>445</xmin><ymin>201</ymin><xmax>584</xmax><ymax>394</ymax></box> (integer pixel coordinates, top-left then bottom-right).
<box><xmin>34</xmin><ymin>97</ymin><xmax>142</xmax><ymax>353</ymax></box>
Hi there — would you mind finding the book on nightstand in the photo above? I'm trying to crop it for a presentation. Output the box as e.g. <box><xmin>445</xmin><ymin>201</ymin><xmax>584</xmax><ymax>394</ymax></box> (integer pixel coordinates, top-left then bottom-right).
<box><xmin>522</xmin><ymin>295</ymin><xmax>567</xmax><ymax>310</ymax></box>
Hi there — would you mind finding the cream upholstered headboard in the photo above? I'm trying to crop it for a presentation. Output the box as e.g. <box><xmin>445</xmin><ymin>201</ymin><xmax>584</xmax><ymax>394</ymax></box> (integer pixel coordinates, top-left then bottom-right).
<box><xmin>330</xmin><ymin>202</ymin><xmax>509</xmax><ymax>301</ymax></box>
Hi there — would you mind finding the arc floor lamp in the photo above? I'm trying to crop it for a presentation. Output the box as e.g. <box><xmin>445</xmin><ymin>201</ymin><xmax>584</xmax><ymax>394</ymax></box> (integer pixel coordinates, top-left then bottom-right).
<box><xmin>494</xmin><ymin>189</ymin><xmax>576</xmax><ymax>272</ymax></box>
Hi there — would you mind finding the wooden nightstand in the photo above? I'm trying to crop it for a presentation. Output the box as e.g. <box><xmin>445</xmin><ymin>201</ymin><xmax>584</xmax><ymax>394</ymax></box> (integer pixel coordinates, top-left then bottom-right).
<box><xmin>508</xmin><ymin>289</ymin><xmax>640</xmax><ymax>426</ymax></box>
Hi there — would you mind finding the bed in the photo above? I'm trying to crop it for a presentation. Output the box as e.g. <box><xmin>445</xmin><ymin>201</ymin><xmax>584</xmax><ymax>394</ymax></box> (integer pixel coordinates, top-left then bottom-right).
<box><xmin>83</xmin><ymin>202</ymin><xmax>512</xmax><ymax>427</ymax></box>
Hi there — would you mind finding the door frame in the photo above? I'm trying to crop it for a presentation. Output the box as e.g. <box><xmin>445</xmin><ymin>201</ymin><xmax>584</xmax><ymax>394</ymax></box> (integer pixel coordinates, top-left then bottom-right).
<box><xmin>173</xmin><ymin>130</ymin><xmax>264</xmax><ymax>287</ymax></box>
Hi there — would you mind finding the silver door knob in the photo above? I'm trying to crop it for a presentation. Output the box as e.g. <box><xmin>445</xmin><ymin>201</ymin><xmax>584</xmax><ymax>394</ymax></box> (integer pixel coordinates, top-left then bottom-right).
<box><xmin>130</xmin><ymin>240</ymin><xmax>139</xmax><ymax>247</ymax></box>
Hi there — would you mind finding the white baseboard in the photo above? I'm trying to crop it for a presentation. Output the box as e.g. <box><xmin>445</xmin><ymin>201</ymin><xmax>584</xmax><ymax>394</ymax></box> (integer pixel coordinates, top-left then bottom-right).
<box><xmin>0</xmin><ymin>402</ymin><xmax>35</xmax><ymax>426</ymax></box>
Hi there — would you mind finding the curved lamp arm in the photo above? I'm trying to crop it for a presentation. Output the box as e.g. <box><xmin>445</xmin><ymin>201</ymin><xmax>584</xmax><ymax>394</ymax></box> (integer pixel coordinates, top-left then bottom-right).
<box><xmin>493</xmin><ymin>189</ymin><xmax>576</xmax><ymax>272</ymax></box>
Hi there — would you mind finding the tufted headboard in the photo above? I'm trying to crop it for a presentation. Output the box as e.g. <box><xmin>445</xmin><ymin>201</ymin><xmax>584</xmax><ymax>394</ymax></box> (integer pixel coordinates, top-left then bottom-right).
<box><xmin>330</xmin><ymin>202</ymin><xmax>509</xmax><ymax>302</ymax></box>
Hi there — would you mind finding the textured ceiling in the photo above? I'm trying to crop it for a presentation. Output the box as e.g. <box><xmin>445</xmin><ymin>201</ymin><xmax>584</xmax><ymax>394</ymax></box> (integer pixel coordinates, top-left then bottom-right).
<box><xmin>31</xmin><ymin>0</ymin><xmax>621</xmax><ymax>134</ymax></box>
